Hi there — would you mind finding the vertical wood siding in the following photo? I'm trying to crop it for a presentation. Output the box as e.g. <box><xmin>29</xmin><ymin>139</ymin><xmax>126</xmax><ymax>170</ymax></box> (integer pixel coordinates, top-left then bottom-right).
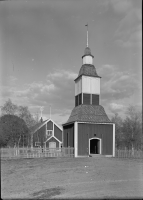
<box><xmin>83</xmin><ymin>93</ymin><xmax>90</xmax><ymax>105</ymax></box>
<box><xmin>47</xmin><ymin>121</ymin><xmax>53</xmax><ymax>130</ymax></box>
<box><xmin>78</xmin><ymin>124</ymin><xmax>89</xmax><ymax>155</ymax></box>
<box><xmin>79</xmin><ymin>93</ymin><xmax>82</xmax><ymax>105</ymax></box>
<box><xmin>63</xmin><ymin>124</ymin><xmax>74</xmax><ymax>147</ymax></box>
<box><xmin>75</xmin><ymin>78</ymin><xmax>82</xmax><ymax>96</ymax></box>
<box><xmin>45</xmin><ymin>137</ymin><xmax>59</xmax><ymax>148</ymax></box>
<box><xmin>75</xmin><ymin>93</ymin><xmax>82</xmax><ymax>107</ymax></box>
<box><xmin>91</xmin><ymin>78</ymin><xmax>100</xmax><ymax>94</ymax></box>
<box><xmin>92</xmin><ymin>94</ymin><xmax>99</xmax><ymax>105</ymax></box>
<box><xmin>78</xmin><ymin>123</ymin><xmax>113</xmax><ymax>155</ymax></box>
<box><xmin>82</xmin><ymin>76</ymin><xmax>100</xmax><ymax>94</ymax></box>
<box><xmin>75</xmin><ymin>95</ymin><xmax>78</xmax><ymax>107</ymax></box>
<box><xmin>54</xmin><ymin>124</ymin><xmax>62</xmax><ymax>142</ymax></box>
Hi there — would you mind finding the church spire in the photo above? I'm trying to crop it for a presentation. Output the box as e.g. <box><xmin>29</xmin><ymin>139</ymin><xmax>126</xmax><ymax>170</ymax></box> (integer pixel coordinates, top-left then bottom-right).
<box><xmin>85</xmin><ymin>23</ymin><xmax>88</xmax><ymax>47</ymax></box>
<box><xmin>82</xmin><ymin>23</ymin><xmax>94</xmax><ymax>64</ymax></box>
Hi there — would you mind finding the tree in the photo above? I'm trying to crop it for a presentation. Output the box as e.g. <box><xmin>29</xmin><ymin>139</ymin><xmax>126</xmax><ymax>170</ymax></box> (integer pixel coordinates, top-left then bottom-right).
<box><xmin>1</xmin><ymin>99</ymin><xmax>37</xmax><ymax>128</ymax></box>
<box><xmin>122</xmin><ymin>106</ymin><xmax>142</xmax><ymax>150</ymax></box>
<box><xmin>17</xmin><ymin>106</ymin><xmax>36</xmax><ymax>128</ymax></box>
<box><xmin>111</xmin><ymin>113</ymin><xmax>123</xmax><ymax>148</ymax></box>
<box><xmin>0</xmin><ymin>115</ymin><xmax>29</xmax><ymax>147</ymax></box>
<box><xmin>1</xmin><ymin>99</ymin><xmax>18</xmax><ymax>115</ymax></box>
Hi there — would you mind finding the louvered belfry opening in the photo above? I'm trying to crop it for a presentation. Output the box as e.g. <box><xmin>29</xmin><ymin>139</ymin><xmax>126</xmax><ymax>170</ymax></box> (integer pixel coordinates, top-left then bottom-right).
<box><xmin>75</xmin><ymin>93</ymin><xmax>82</xmax><ymax>107</ymax></box>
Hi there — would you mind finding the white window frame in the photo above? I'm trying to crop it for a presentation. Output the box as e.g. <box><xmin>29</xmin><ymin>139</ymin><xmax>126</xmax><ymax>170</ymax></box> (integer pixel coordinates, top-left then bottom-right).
<box><xmin>46</xmin><ymin>130</ymin><xmax>53</xmax><ymax>136</ymax></box>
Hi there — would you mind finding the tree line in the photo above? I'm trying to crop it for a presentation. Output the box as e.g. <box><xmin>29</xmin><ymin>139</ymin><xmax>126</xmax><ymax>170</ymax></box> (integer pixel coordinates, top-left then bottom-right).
<box><xmin>0</xmin><ymin>99</ymin><xmax>40</xmax><ymax>147</ymax></box>
<box><xmin>0</xmin><ymin>99</ymin><xmax>142</xmax><ymax>150</ymax></box>
<box><xmin>111</xmin><ymin>106</ymin><xmax>142</xmax><ymax>150</ymax></box>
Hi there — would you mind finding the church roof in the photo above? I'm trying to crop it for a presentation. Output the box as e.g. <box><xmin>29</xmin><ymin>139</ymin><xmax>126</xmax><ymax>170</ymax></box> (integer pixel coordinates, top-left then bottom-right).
<box><xmin>75</xmin><ymin>64</ymin><xmax>101</xmax><ymax>81</ymax></box>
<box><xmin>82</xmin><ymin>47</ymin><xmax>94</xmax><ymax>58</ymax></box>
<box><xmin>64</xmin><ymin>105</ymin><xmax>111</xmax><ymax>125</ymax></box>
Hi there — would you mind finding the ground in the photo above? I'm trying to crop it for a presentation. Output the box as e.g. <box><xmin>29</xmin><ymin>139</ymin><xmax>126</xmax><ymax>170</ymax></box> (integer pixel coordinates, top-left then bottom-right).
<box><xmin>1</xmin><ymin>157</ymin><xmax>143</xmax><ymax>199</ymax></box>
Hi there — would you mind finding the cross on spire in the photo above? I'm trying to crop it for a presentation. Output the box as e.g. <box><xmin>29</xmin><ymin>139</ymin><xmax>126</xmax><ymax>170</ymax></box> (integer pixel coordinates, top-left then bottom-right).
<box><xmin>85</xmin><ymin>23</ymin><xmax>88</xmax><ymax>47</ymax></box>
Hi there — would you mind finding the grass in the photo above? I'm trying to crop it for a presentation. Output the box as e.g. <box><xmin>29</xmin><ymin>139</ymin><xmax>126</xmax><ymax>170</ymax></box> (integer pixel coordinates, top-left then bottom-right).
<box><xmin>1</xmin><ymin>157</ymin><xmax>143</xmax><ymax>199</ymax></box>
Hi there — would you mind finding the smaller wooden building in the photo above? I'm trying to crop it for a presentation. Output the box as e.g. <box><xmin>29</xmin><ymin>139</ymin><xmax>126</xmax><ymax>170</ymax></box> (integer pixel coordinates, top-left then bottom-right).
<box><xmin>30</xmin><ymin>119</ymin><xmax>62</xmax><ymax>149</ymax></box>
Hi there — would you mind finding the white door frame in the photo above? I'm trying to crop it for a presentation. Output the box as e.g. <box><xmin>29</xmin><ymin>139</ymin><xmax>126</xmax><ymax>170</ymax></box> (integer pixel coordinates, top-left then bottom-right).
<box><xmin>89</xmin><ymin>137</ymin><xmax>102</xmax><ymax>155</ymax></box>
<box><xmin>49</xmin><ymin>142</ymin><xmax>56</xmax><ymax>149</ymax></box>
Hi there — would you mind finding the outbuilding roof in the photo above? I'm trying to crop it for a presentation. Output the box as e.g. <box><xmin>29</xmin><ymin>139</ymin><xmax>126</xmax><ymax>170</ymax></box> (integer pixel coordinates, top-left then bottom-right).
<box><xmin>29</xmin><ymin>118</ymin><xmax>63</xmax><ymax>134</ymax></box>
<box><xmin>63</xmin><ymin>105</ymin><xmax>111</xmax><ymax>125</ymax></box>
<box><xmin>74</xmin><ymin>64</ymin><xmax>101</xmax><ymax>81</ymax></box>
<box><xmin>29</xmin><ymin>120</ymin><xmax>48</xmax><ymax>134</ymax></box>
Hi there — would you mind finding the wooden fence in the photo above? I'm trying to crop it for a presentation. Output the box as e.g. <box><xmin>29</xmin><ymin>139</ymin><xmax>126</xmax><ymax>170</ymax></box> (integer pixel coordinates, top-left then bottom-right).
<box><xmin>0</xmin><ymin>147</ymin><xmax>74</xmax><ymax>159</ymax></box>
<box><xmin>115</xmin><ymin>149</ymin><xmax>143</xmax><ymax>158</ymax></box>
<box><xmin>1</xmin><ymin>147</ymin><xmax>142</xmax><ymax>159</ymax></box>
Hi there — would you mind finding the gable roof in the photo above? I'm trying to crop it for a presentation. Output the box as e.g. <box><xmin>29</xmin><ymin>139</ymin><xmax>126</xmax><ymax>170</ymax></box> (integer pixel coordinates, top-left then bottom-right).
<box><xmin>30</xmin><ymin>118</ymin><xmax>63</xmax><ymax>134</ymax></box>
<box><xmin>63</xmin><ymin>105</ymin><xmax>111</xmax><ymax>125</ymax></box>
<box><xmin>29</xmin><ymin>120</ymin><xmax>48</xmax><ymax>134</ymax></box>
<box><xmin>45</xmin><ymin>135</ymin><xmax>62</xmax><ymax>143</ymax></box>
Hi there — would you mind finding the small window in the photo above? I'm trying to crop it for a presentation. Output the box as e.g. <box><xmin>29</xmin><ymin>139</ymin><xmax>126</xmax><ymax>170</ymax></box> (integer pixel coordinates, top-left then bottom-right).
<box><xmin>35</xmin><ymin>142</ymin><xmax>41</xmax><ymax>147</ymax></box>
<box><xmin>47</xmin><ymin>130</ymin><xmax>53</xmax><ymax>136</ymax></box>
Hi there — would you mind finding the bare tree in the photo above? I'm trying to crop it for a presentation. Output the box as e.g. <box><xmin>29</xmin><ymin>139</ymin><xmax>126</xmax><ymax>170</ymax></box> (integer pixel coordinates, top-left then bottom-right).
<box><xmin>111</xmin><ymin>113</ymin><xmax>123</xmax><ymax>148</ymax></box>
<box><xmin>122</xmin><ymin>106</ymin><xmax>142</xmax><ymax>150</ymax></box>
<box><xmin>1</xmin><ymin>99</ymin><xmax>18</xmax><ymax>115</ymax></box>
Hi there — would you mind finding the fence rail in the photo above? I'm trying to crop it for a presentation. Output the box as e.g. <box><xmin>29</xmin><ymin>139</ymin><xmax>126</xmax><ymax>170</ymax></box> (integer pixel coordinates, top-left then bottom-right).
<box><xmin>1</xmin><ymin>147</ymin><xmax>143</xmax><ymax>159</ymax></box>
<box><xmin>115</xmin><ymin>149</ymin><xmax>143</xmax><ymax>158</ymax></box>
<box><xmin>0</xmin><ymin>147</ymin><xmax>74</xmax><ymax>159</ymax></box>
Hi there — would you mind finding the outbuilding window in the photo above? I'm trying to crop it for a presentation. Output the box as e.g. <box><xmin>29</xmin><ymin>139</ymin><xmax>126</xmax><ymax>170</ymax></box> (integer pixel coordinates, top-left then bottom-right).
<box><xmin>47</xmin><ymin>130</ymin><xmax>53</xmax><ymax>136</ymax></box>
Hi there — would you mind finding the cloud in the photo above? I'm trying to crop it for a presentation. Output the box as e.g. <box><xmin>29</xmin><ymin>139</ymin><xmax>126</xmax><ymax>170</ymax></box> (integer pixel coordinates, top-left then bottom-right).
<box><xmin>99</xmin><ymin>64</ymin><xmax>139</xmax><ymax>101</ymax></box>
<box><xmin>110</xmin><ymin>0</ymin><xmax>132</xmax><ymax>13</ymax></box>
<box><xmin>9</xmin><ymin>76</ymin><xmax>18</xmax><ymax>83</ymax></box>
<box><xmin>109</xmin><ymin>0</ymin><xmax>142</xmax><ymax>48</ymax></box>
<box><xmin>109</xmin><ymin>102</ymin><xmax>126</xmax><ymax>112</ymax></box>
<box><xmin>0</xmin><ymin>69</ymin><xmax>77</xmax><ymax>124</ymax></box>
<box><xmin>47</xmin><ymin>69</ymin><xmax>77</xmax><ymax>80</ymax></box>
<box><xmin>115</xmin><ymin>9</ymin><xmax>141</xmax><ymax>48</ymax></box>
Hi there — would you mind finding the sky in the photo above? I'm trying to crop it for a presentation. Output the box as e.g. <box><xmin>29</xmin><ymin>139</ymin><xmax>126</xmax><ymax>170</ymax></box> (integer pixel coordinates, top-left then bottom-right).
<box><xmin>0</xmin><ymin>0</ymin><xmax>142</xmax><ymax>125</ymax></box>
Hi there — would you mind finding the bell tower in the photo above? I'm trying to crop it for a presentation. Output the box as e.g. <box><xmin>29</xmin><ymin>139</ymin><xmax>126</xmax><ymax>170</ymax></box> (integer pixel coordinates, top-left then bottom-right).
<box><xmin>74</xmin><ymin>24</ymin><xmax>101</xmax><ymax>107</ymax></box>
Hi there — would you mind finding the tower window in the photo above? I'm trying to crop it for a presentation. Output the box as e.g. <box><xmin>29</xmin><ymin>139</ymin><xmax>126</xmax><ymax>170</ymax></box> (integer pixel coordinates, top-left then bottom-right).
<box><xmin>75</xmin><ymin>95</ymin><xmax>78</xmax><ymax>106</ymax></box>
<box><xmin>46</xmin><ymin>130</ymin><xmax>53</xmax><ymax>136</ymax></box>
<box><xmin>83</xmin><ymin>93</ymin><xmax>90</xmax><ymax>105</ymax></box>
<box><xmin>92</xmin><ymin>94</ymin><xmax>99</xmax><ymax>105</ymax></box>
<box><xmin>75</xmin><ymin>93</ymin><xmax>82</xmax><ymax>107</ymax></box>
<box><xmin>79</xmin><ymin>93</ymin><xmax>82</xmax><ymax>105</ymax></box>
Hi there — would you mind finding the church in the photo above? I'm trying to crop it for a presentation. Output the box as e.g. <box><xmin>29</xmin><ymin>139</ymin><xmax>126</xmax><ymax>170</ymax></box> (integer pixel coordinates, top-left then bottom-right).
<box><xmin>62</xmin><ymin>25</ymin><xmax>115</xmax><ymax>157</ymax></box>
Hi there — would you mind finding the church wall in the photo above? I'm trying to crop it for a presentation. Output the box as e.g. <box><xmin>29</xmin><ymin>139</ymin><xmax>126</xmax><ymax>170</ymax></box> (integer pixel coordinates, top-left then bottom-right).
<box><xmin>63</xmin><ymin>124</ymin><xmax>74</xmax><ymax>147</ymax></box>
<box><xmin>78</xmin><ymin>123</ymin><xmax>113</xmax><ymax>156</ymax></box>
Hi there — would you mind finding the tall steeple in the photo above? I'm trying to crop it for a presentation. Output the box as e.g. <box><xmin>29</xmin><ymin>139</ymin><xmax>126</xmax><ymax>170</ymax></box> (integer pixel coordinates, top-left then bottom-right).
<box><xmin>74</xmin><ymin>24</ymin><xmax>101</xmax><ymax>107</ymax></box>
<box><xmin>85</xmin><ymin>23</ymin><xmax>88</xmax><ymax>47</ymax></box>
<box><xmin>82</xmin><ymin>24</ymin><xmax>94</xmax><ymax>65</ymax></box>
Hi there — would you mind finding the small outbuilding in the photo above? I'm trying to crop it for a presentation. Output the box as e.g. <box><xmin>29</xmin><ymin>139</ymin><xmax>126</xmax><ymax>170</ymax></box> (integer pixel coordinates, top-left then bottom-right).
<box><xmin>62</xmin><ymin>30</ymin><xmax>115</xmax><ymax>157</ymax></box>
<box><xmin>30</xmin><ymin>118</ymin><xmax>62</xmax><ymax>149</ymax></box>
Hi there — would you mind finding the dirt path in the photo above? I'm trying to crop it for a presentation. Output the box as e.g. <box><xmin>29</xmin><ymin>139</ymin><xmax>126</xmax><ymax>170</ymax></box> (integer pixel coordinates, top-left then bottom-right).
<box><xmin>1</xmin><ymin>157</ymin><xmax>143</xmax><ymax>198</ymax></box>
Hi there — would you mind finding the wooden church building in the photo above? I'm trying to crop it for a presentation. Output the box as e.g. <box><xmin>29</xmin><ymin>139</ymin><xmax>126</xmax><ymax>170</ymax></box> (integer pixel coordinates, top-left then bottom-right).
<box><xmin>30</xmin><ymin>118</ymin><xmax>62</xmax><ymax>149</ymax></box>
<box><xmin>63</xmin><ymin>26</ymin><xmax>115</xmax><ymax>157</ymax></box>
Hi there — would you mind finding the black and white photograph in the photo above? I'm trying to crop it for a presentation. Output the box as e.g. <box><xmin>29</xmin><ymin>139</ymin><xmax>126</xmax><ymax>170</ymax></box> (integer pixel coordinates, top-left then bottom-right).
<box><xmin>0</xmin><ymin>0</ymin><xmax>142</xmax><ymax>199</ymax></box>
